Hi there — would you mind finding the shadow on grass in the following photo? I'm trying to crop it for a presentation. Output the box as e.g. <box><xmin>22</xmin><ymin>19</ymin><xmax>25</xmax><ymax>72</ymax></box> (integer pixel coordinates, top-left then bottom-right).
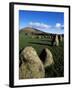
<box><xmin>45</xmin><ymin>64</ymin><xmax>64</xmax><ymax>78</ymax></box>
<box><xmin>29</xmin><ymin>41</ymin><xmax>52</xmax><ymax>46</ymax></box>
<box><xmin>40</xmin><ymin>39</ymin><xmax>51</xmax><ymax>42</ymax></box>
<box><xmin>45</xmin><ymin>65</ymin><xmax>59</xmax><ymax>78</ymax></box>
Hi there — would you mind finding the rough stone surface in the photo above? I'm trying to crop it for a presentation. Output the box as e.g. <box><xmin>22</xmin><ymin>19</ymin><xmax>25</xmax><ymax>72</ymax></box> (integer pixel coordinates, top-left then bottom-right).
<box><xmin>39</xmin><ymin>48</ymin><xmax>54</xmax><ymax>68</ymax></box>
<box><xmin>19</xmin><ymin>46</ymin><xmax>45</xmax><ymax>79</ymax></box>
<box><xmin>55</xmin><ymin>35</ymin><xmax>59</xmax><ymax>46</ymax></box>
<box><xmin>60</xmin><ymin>35</ymin><xmax>62</xmax><ymax>42</ymax></box>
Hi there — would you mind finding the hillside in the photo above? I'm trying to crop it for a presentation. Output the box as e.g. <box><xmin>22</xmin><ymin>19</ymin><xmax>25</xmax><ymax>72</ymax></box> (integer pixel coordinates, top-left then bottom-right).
<box><xmin>19</xmin><ymin>27</ymin><xmax>44</xmax><ymax>34</ymax></box>
<box><xmin>19</xmin><ymin>30</ymin><xmax>64</xmax><ymax>78</ymax></box>
<box><xmin>19</xmin><ymin>27</ymin><xmax>64</xmax><ymax>36</ymax></box>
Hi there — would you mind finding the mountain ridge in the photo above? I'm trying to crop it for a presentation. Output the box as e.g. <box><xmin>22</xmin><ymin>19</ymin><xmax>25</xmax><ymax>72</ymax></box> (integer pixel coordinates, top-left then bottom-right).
<box><xmin>19</xmin><ymin>27</ymin><xmax>64</xmax><ymax>35</ymax></box>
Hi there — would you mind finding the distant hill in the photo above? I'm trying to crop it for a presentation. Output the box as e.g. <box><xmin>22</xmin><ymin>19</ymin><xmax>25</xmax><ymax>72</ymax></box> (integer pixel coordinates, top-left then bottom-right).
<box><xmin>19</xmin><ymin>27</ymin><xmax>44</xmax><ymax>34</ymax></box>
<box><xmin>19</xmin><ymin>27</ymin><xmax>64</xmax><ymax>36</ymax></box>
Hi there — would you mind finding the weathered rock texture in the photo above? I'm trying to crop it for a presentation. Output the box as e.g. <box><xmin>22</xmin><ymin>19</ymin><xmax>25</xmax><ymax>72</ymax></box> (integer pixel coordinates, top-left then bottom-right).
<box><xmin>19</xmin><ymin>46</ymin><xmax>45</xmax><ymax>79</ymax></box>
<box><xmin>39</xmin><ymin>48</ymin><xmax>54</xmax><ymax>68</ymax></box>
<box><xmin>60</xmin><ymin>35</ymin><xmax>62</xmax><ymax>42</ymax></box>
<box><xmin>55</xmin><ymin>35</ymin><xmax>59</xmax><ymax>46</ymax></box>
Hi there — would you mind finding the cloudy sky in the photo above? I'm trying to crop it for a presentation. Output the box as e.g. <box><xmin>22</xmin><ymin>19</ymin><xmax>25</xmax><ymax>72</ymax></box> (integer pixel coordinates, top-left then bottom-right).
<box><xmin>19</xmin><ymin>10</ymin><xmax>64</xmax><ymax>34</ymax></box>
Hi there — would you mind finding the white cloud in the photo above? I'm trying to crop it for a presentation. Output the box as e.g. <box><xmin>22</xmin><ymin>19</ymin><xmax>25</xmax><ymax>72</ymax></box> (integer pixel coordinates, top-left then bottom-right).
<box><xmin>55</xmin><ymin>23</ymin><xmax>64</xmax><ymax>30</ymax></box>
<box><xmin>28</xmin><ymin>22</ymin><xmax>64</xmax><ymax>34</ymax></box>
<box><xmin>29</xmin><ymin>22</ymin><xmax>51</xmax><ymax>29</ymax></box>
<box><xmin>56</xmin><ymin>23</ymin><xmax>61</xmax><ymax>28</ymax></box>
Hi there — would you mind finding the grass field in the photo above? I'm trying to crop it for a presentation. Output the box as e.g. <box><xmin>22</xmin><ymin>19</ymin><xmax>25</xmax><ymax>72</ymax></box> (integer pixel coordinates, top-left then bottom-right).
<box><xmin>19</xmin><ymin>31</ymin><xmax>64</xmax><ymax>78</ymax></box>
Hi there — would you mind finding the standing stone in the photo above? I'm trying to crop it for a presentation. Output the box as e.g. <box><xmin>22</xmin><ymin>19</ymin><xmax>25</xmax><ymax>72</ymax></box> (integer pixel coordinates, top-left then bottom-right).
<box><xmin>51</xmin><ymin>35</ymin><xmax>56</xmax><ymax>46</ymax></box>
<box><xmin>19</xmin><ymin>46</ymin><xmax>45</xmax><ymax>79</ymax></box>
<box><xmin>38</xmin><ymin>36</ymin><xmax>41</xmax><ymax>39</ymax></box>
<box><xmin>32</xmin><ymin>35</ymin><xmax>35</xmax><ymax>39</ymax></box>
<box><xmin>39</xmin><ymin>48</ymin><xmax>54</xmax><ymax>68</ymax></box>
<box><xmin>55</xmin><ymin>35</ymin><xmax>59</xmax><ymax>46</ymax></box>
<box><xmin>60</xmin><ymin>35</ymin><xmax>62</xmax><ymax>42</ymax></box>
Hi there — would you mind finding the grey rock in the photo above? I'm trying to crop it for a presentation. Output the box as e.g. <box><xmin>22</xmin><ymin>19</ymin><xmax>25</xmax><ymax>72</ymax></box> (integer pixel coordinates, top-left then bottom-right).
<box><xmin>39</xmin><ymin>48</ymin><xmax>54</xmax><ymax>68</ymax></box>
<box><xmin>55</xmin><ymin>35</ymin><xmax>59</xmax><ymax>46</ymax></box>
<box><xmin>19</xmin><ymin>46</ymin><xmax>45</xmax><ymax>79</ymax></box>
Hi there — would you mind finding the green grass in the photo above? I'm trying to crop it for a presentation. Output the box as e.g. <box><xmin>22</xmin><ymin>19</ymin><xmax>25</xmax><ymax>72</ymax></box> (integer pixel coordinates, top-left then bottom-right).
<box><xmin>19</xmin><ymin>32</ymin><xmax>64</xmax><ymax>78</ymax></box>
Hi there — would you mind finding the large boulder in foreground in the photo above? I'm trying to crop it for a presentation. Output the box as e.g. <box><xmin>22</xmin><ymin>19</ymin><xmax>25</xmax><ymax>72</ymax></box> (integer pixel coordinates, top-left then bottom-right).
<box><xmin>19</xmin><ymin>46</ymin><xmax>45</xmax><ymax>79</ymax></box>
<box><xmin>39</xmin><ymin>48</ymin><xmax>54</xmax><ymax>68</ymax></box>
